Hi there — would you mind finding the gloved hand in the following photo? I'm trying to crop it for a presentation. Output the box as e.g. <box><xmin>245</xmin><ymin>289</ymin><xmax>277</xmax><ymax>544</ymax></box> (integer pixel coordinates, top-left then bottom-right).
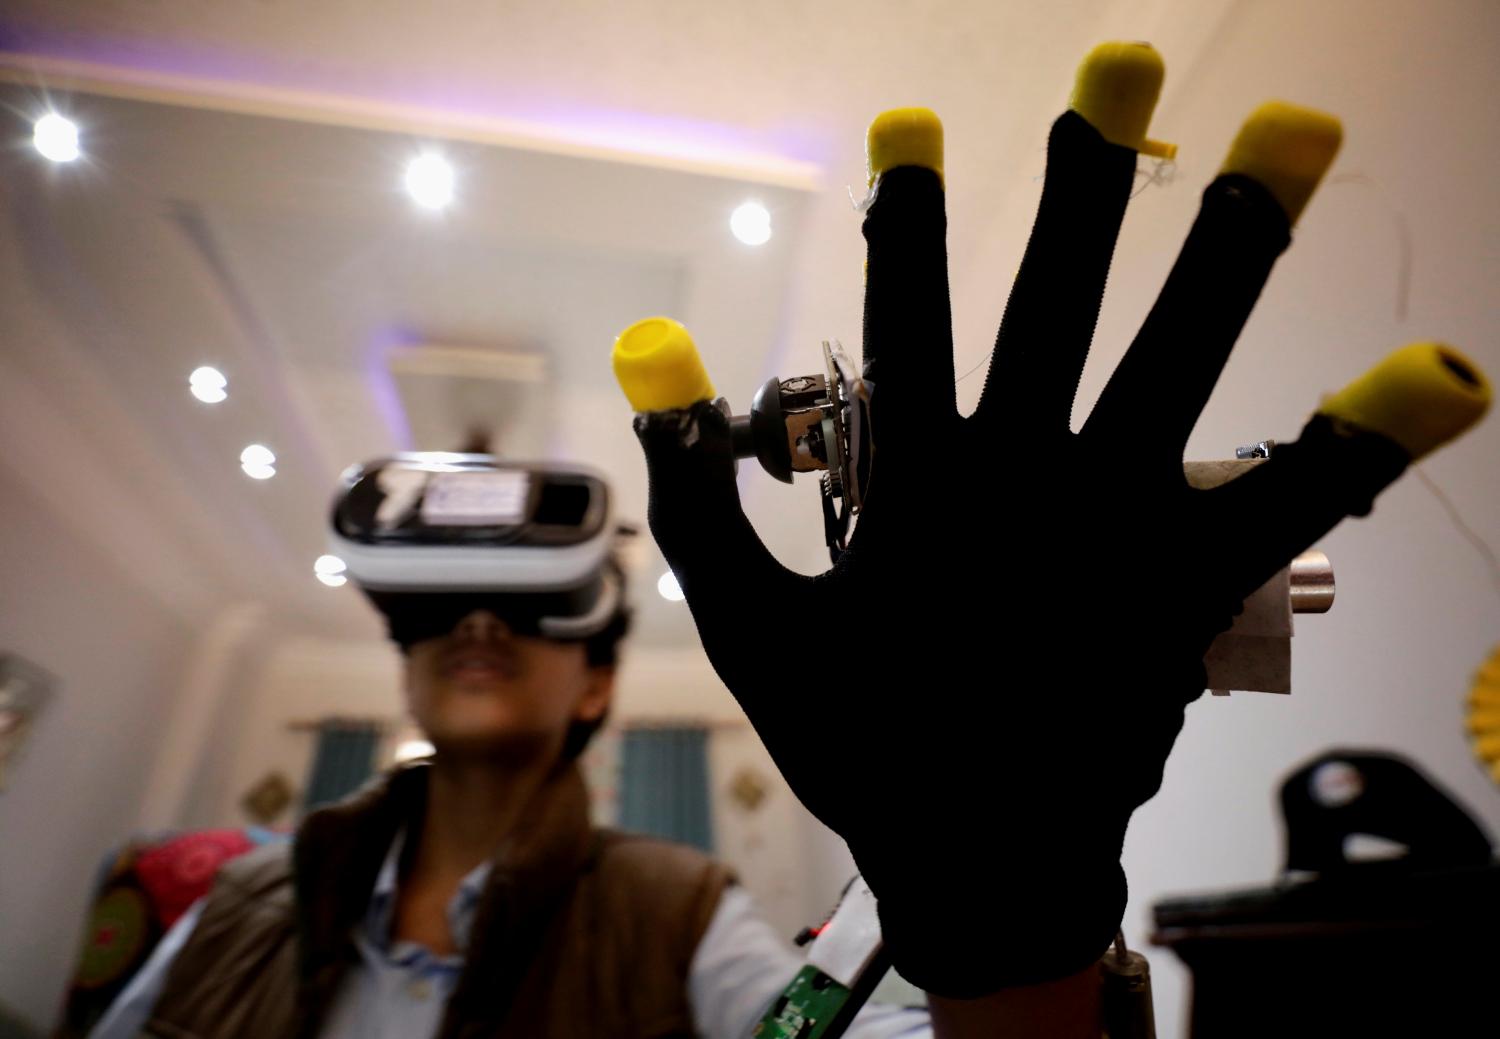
<box><xmin>613</xmin><ymin>42</ymin><xmax>1491</xmax><ymax>997</ymax></box>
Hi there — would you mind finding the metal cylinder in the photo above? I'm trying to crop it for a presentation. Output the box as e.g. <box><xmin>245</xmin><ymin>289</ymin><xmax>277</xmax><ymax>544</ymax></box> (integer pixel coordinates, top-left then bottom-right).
<box><xmin>1290</xmin><ymin>550</ymin><xmax>1336</xmax><ymax>614</ymax></box>
<box><xmin>1100</xmin><ymin>935</ymin><xmax>1156</xmax><ymax>1039</ymax></box>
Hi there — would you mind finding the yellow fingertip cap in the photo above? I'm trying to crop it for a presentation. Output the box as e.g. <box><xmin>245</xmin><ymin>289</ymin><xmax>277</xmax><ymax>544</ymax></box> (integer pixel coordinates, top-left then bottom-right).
<box><xmin>1318</xmin><ymin>342</ymin><xmax>1491</xmax><ymax>460</ymax></box>
<box><xmin>1220</xmin><ymin>101</ymin><xmax>1342</xmax><ymax>224</ymax></box>
<box><xmin>867</xmin><ymin>107</ymin><xmax>943</xmax><ymax>187</ymax></box>
<box><xmin>612</xmin><ymin>316</ymin><xmax>716</xmax><ymax>413</ymax></box>
<box><xmin>1070</xmin><ymin>41</ymin><xmax>1173</xmax><ymax>156</ymax></box>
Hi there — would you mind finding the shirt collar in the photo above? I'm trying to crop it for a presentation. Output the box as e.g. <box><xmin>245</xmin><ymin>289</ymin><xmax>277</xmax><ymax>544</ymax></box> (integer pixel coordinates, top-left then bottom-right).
<box><xmin>362</xmin><ymin>828</ymin><xmax>494</xmax><ymax>958</ymax></box>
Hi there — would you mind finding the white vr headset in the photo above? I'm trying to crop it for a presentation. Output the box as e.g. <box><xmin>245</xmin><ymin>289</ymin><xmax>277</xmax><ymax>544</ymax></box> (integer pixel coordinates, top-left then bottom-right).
<box><xmin>330</xmin><ymin>454</ymin><xmax>624</xmax><ymax>642</ymax></box>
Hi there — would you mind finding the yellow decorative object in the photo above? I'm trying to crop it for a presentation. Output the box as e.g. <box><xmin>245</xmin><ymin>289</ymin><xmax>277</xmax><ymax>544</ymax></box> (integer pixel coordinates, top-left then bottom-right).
<box><xmin>1070</xmin><ymin>41</ymin><xmax>1176</xmax><ymax>159</ymax></box>
<box><xmin>1470</xmin><ymin>689</ymin><xmax>1500</xmax><ymax>711</ymax></box>
<box><xmin>867</xmin><ymin>107</ymin><xmax>943</xmax><ymax>187</ymax></box>
<box><xmin>1466</xmin><ymin>645</ymin><xmax>1500</xmax><ymax>785</ymax></box>
<box><xmin>1220</xmin><ymin>101</ymin><xmax>1342</xmax><ymax>225</ymax></box>
<box><xmin>1318</xmin><ymin>342</ymin><xmax>1491</xmax><ymax>460</ymax></box>
<box><xmin>612</xmin><ymin>317</ymin><xmax>716</xmax><ymax>413</ymax></box>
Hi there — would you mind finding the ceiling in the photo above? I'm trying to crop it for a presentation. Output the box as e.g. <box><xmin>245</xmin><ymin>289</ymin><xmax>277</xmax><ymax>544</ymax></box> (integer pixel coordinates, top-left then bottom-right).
<box><xmin>0</xmin><ymin>78</ymin><xmax>816</xmax><ymax>644</ymax></box>
<box><xmin>2</xmin><ymin>0</ymin><xmax>1497</xmax><ymax>651</ymax></box>
<box><xmin>0</xmin><ymin>0</ymin><xmax>1250</xmax><ymax>648</ymax></box>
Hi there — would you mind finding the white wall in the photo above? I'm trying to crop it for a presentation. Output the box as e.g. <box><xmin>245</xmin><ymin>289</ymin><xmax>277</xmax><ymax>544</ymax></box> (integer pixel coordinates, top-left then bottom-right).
<box><xmin>1089</xmin><ymin>4</ymin><xmax>1500</xmax><ymax>1033</ymax></box>
<box><xmin>207</xmin><ymin>636</ymin><xmax>405</xmax><ymax>828</ymax></box>
<box><xmin>0</xmin><ymin>473</ymin><xmax>193</xmax><ymax>1030</ymax></box>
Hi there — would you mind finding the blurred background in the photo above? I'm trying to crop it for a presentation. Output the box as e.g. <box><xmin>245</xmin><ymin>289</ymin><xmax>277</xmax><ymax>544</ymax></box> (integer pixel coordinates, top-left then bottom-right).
<box><xmin>1</xmin><ymin>2</ymin><xmax>1497</xmax><ymax>1036</ymax></box>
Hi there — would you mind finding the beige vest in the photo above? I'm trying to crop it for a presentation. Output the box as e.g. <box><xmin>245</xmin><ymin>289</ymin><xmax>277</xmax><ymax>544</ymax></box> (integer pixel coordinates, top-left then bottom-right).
<box><xmin>145</xmin><ymin>762</ymin><xmax>734</xmax><ymax>1038</ymax></box>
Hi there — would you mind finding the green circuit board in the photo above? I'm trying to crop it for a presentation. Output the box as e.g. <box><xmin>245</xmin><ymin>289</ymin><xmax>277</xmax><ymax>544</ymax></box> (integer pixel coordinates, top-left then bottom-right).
<box><xmin>753</xmin><ymin>965</ymin><xmax>854</xmax><ymax>1039</ymax></box>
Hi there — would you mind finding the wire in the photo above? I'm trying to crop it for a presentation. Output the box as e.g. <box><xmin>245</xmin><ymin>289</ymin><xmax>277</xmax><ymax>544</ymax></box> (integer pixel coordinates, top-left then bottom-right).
<box><xmin>955</xmin><ymin>348</ymin><xmax>992</xmax><ymax>385</ymax></box>
<box><xmin>1413</xmin><ymin>465</ymin><xmax>1500</xmax><ymax>610</ymax></box>
<box><xmin>1328</xmin><ymin>173</ymin><xmax>1414</xmax><ymax>324</ymax></box>
<box><xmin>1130</xmin><ymin>157</ymin><xmax>1177</xmax><ymax>199</ymax></box>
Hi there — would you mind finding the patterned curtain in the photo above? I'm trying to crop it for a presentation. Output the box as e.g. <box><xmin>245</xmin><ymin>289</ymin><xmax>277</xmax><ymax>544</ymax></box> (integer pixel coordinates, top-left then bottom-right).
<box><xmin>302</xmin><ymin>721</ymin><xmax>380</xmax><ymax>813</ymax></box>
<box><xmin>618</xmin><ymin>726</ymin><xmax>713</xmax><ymax>852</ymax></box>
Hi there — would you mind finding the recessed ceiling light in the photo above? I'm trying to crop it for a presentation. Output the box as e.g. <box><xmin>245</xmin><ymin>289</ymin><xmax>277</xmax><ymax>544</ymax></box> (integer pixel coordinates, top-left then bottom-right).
<box><xmin>657</xmin><ymin>570</ymin><xmax>685</xmax><ymax>602</ymax></box>
<box><xmin>314</xmin><ymin>554</ymin><xmax>348</xmax><ymax>587</ymax></box>
<box><xmin>240</xmin><ymin>443</ymin><xmax>276</xmax><ymax>479</ymax></box>
<box><xmin>730</xmin><ymin>201</ymin><xmax>771</xmax><ymax>245</ymax></box>
<box><xmin>404</xmin><ymin>152</ymin><xmax>455</xmax><ymax>210</ymax></box>
<box><xmin>240</xmin><ymin>444</ymin><xmax>275</xmax><ymax>467</ymax></box>
<box><xmin>189</xmin><ymin>366</ymin><xmax>228</xmax><ymax>404</ymax></box>
<box><xmin>33</xmin><ymin>113</ymin><xmax>80</xmax><ymax>163</ymax></box>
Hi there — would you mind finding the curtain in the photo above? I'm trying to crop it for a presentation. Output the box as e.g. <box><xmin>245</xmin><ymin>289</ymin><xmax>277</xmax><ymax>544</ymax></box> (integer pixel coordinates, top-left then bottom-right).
<box><xmin>618</xmin><ymin>726</ymin><xmax>713</xmax><ymax>852</ymax></box>
<box><xmin>302</xmin><ymin>722</ymin><xmax>380</xmax><ymax>812</ymax></box>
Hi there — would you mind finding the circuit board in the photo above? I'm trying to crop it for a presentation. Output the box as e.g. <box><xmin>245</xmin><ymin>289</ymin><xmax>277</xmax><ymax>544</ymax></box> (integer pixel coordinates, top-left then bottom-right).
<box><xmin>753</xmin><ymin>965</ymin><xmax>854</xmax><ymax>1039</ymax></box>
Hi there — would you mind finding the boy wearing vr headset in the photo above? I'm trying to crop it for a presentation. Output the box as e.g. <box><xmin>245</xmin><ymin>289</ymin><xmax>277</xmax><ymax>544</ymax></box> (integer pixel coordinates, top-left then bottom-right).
<box><xmin>90</xmin><ymin>457</ymin><xmax>929</xmax><ymax>1039</ymax></box>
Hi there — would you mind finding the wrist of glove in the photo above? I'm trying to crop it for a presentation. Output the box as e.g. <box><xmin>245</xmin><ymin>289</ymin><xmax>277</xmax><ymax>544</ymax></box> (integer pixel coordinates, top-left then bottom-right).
<box><xmin>860</xmin><ymin>848</ymin><xmax>1127</xmax><ymax>997</ymax></box>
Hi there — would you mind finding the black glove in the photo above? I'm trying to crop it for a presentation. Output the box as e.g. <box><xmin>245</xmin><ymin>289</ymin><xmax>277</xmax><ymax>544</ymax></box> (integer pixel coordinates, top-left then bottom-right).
<box><xmin>620</xmin><ymin>47</ymin><xmax>1489</xmax><ymax>997</ymax></box>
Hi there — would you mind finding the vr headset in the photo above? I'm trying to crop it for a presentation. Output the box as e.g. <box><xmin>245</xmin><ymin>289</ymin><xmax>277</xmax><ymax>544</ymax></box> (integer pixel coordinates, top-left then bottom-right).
<box><xmin>330</xmin><ymin>454</ymin><xmax>624</xmax><ymax>648</ymax></box>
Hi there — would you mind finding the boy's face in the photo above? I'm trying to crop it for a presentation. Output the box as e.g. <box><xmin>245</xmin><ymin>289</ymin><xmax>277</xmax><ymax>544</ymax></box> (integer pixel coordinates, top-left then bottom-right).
<box><xmin>403</xmin><ymin>609</ymin><xmax>613</xmax><ymax>761</ymax></box>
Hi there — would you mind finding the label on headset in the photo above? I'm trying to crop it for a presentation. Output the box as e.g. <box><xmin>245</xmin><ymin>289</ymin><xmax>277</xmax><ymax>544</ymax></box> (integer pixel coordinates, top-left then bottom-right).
<box><xmin>421</xmin><ymin>471</ymin><xmax>530</xmax><ymax>526</ymax></box>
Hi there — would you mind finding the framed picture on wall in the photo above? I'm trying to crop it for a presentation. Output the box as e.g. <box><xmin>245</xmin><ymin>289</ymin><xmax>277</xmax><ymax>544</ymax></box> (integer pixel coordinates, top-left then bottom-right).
<box><xmin>0</xmin><ymin>652</ymin><xmax>56</xmax><ymax>791</ymax></box>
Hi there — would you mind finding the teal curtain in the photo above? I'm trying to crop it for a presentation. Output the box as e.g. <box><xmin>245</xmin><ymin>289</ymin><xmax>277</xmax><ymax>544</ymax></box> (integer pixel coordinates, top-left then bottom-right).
<box><xmin>619</xmin><ymin>727</ymin><xmax>713</xmax><ymax>852</ymax></box>
<box><xmin>303</xmin><ymin>722</ymin><xmax>380</xmax><ymax>812</ymax></box>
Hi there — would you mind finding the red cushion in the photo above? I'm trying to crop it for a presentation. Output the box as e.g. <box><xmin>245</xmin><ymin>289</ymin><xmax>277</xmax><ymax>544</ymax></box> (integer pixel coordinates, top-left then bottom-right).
<box><xmin>133</xmin><ymin>829</ymin><xmax>256</xmax><ymax>928</ymax></box>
